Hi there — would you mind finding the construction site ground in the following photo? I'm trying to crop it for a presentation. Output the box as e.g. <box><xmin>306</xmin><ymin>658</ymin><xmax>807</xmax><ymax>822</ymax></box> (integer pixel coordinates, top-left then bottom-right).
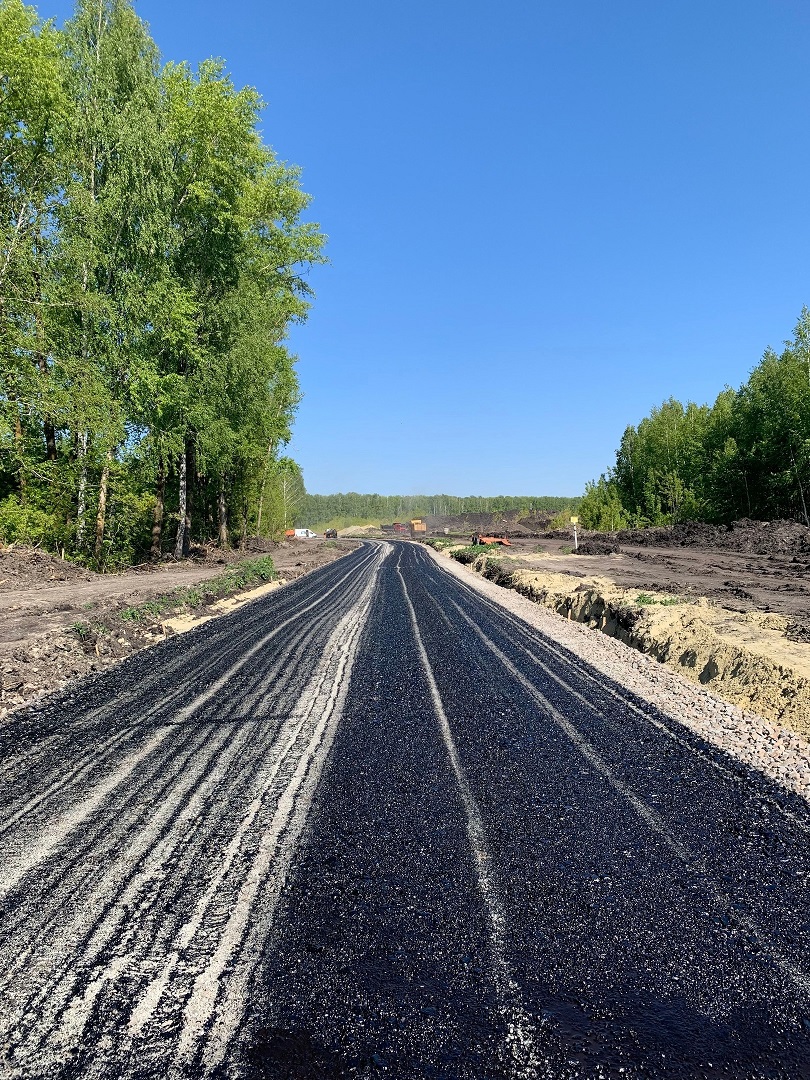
<box><xmin>0</xmin><ymin>539</ymin><xmax>358</xmax><ymax>718</ymax></box>
<box><xmin>427</xmin><ymin>517</ymin><xmax>810</xmax><ymax>739</ymax></box>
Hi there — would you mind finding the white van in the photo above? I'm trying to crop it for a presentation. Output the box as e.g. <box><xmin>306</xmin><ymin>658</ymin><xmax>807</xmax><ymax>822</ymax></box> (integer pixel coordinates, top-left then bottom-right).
<box><xmin>294</xmin><ymin>528</ymin><xmax>319</xmax><ymax>538</ymax></box>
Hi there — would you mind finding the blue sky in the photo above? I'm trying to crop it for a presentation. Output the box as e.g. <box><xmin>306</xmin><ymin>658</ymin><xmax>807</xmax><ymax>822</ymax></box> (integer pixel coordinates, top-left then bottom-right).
<box><xmin>48</xmin><ymin>1</ymin><xmax>810</xmax><ymax>495</ymax></box>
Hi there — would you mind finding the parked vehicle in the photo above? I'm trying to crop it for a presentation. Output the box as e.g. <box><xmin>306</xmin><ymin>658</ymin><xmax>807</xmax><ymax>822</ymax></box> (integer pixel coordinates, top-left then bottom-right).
<box><xmin>409</xmin><ymin>519</ymin><xmax>427</xmax><ymax>537</ymax></box>
<box><xmin>294</xmin><ymin>528</ymin><xmax>319</xmax><ymax>538</ymax></box>
<box><xmin>324</xmin><ymin>528</ymin><xmax>338</xmax><ymax>539</ymax></box>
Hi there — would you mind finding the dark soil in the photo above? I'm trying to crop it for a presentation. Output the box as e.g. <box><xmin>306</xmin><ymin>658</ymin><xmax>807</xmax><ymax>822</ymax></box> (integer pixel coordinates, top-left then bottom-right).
<box><xmin>595</xmin><ymin>518</ymin><xmax>810</xmax><ymax>557</ymax></box>
<box><xmin>422</xmin><ymin>511</ymin><xmax>557</xmax><ymax>538</ymax></box>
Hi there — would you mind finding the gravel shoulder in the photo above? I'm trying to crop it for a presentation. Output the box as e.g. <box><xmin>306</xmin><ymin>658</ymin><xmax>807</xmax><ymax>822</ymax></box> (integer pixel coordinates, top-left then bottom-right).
<box><xmin>425</xmin><ymin>544</ymin><xmax>810</xmax><ymax>805</ymax></box>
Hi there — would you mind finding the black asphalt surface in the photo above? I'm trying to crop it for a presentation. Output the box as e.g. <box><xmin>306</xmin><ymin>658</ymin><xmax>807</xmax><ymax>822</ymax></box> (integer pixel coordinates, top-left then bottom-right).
<box><xmin>0</xmin><ymin>541</ymin><xmax>808</xmax><ymax>1079</ymax></box>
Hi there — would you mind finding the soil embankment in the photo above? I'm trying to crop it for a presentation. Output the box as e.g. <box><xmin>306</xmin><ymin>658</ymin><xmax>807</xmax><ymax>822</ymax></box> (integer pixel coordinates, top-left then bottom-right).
<box><xmin>433</xmin><ymin>534</ymin><xmax>810</xmax><ymax>739</ymax></box>
<box><xmin>0</xmin><ymin>539</ymin><xmax>358</xmax><ymax>717</ymax></box>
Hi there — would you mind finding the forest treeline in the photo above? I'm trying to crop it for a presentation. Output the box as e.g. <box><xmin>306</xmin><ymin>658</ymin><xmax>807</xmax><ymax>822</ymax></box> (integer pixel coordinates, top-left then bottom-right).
<box><xmin>1</xmin><ymin>0</ymin><xmax>323</xmax><ymax>566</ymax></box>
<box><xmin>578</xmin><ymin>310</ymin><xmax>810</xmax><ymax>531</ymax></box>
<box><xmin>299</xmin><ymin>494</ymin><xmax>577</xmax><ymax>530</ymax></box>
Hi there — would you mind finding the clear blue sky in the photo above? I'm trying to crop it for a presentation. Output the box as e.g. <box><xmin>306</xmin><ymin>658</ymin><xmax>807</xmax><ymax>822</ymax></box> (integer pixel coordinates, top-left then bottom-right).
<box><xmin>48</xmin><ymin>0</ymin><xmax>810</xmax><ymax>495</ymax></box>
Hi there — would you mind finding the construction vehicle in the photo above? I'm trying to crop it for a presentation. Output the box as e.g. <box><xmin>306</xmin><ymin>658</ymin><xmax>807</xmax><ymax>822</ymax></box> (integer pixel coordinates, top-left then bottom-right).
<box><xmin>471</xmin><ymin>534</ymin><xmax>512</xmax><ymax>546</ymax></box>
<box><xmin>324</xmin><ymin>528</ymin><xmax>338</xmax><ymax>539</ymax></box>
<box><xmin>410</xmin><ymin>519</ymin><xmax>427</xmax><ymax>537</ymax></box>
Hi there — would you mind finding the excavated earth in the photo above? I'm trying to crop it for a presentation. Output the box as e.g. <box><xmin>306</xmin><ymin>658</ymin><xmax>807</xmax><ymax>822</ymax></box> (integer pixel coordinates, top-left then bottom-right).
<box><xmin>435</xmin><ymin>529</ymin><xmax>810</xmax><ymax>743</ymax></box>
<box><xmin>0</xmin><ymin>540</ymin><xmax>358</xmax><ymax>717</ymax></box>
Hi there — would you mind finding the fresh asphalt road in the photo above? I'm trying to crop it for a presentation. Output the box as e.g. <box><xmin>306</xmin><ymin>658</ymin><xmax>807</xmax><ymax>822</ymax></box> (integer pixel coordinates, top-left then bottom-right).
<box><xmin>0</xmin><ymin>541</ymin><xmax>808</xmax><ymax>1080</ymax></box>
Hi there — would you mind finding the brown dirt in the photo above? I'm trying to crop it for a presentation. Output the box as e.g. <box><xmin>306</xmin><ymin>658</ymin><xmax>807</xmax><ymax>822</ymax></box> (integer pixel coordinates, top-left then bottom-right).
<box><xmin>498</xmin><ymin>528</ymin><xmax>810</xmax><ymax>636</ymax></box>
<box><xmin>0</xmin><ymin>539</ymin><xmax>358</xmax><ymax>717</ymax></box>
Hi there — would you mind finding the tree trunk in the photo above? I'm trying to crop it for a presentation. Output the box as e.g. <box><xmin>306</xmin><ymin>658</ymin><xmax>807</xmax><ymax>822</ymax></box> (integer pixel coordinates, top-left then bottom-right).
<box><xmin>76</xmin><ymin>431</ymin><xmax>89</xmax><ymax>542</ymax></box>
<box><xmin>35</xmin><ymin>357</ymin><xmax>57</xmax><ymax>461</ymax></box>
<box><xmin>217</xmin><ymin>476</ymin><xmax>228</xmax><ymax>548</ymax></box>
<box><xmin>183</xmin><ymin>436</ymin><xmax>195</xmax><ymax>557</ymax></box>
<box><xmin>33</xmin><ymin>259</ymin><xmax>57</xmax><ymax>462</ymax></box>
<box><xmin>255</xmin><ymin>443</ymin><xmax>273</xmax><ymax>537</ymax></box>
<box><xmin>14</xmin><ymin>409</ymin><xmax>25</xmax><ymax>495</ymax></box>
<box><xmin>174</xmin><ymin>449</ymin><xmax>187</xmax><ymax>559</ymax></box>
<box><xmin>93</xmin><ymin>448</ymin><xmax>113</xmax><ymax>564</ymax></box>
<box><xmin>151</xmin><ymin>468</ymin><xmax>165</xmax><ymax>560</ymax></box>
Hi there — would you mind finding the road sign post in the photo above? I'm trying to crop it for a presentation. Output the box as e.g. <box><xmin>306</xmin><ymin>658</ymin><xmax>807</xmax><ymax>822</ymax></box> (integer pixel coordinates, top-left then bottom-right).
<box><xmin>570</xmin><ymin>516</ymin><xmax>579</xmax><ymax>551</ymax></box>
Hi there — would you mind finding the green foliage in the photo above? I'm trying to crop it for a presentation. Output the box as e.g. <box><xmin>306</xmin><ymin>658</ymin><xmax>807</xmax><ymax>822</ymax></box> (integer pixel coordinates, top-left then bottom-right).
<box><xmin>583</xmin><ymin>308</ymin><xmax>810</xmax><ymax>528</ymax></box>
<box><xmin>577</xmin><ymin>477</ymin><xmax>629</xmax><ymax>531</ymax></box>
<box><xmin>299</xmin><ymin>494</ymin><xmax>578</xmax><ymax>529</ymax></box>
<box><xmin>119</xmin><ymin>555</ymin><xmax>276</xmax><ymax>621</ymax></box>
<box><xmin>635</xmin><ymin>593</ymin><xmax>684</xmax><ymax>606</ymax></box>
<box><xmin>450</xmin><ymin>544</ymin><xmax>498</xmax><ymax>565</ymax></box>
<box><xmin>423</xmin><ymin>537</ymin><xmax>461</xmax><ymax>550</ymax></box>
<box><xmin>0</xmin><ymin>494</ymin><xmax>58</xmax><ymax>544</ymax></box>
<box><xmin>0</xmin><ymin>0</ymin><xmax>324</xmax><ymax>567</ymax></box>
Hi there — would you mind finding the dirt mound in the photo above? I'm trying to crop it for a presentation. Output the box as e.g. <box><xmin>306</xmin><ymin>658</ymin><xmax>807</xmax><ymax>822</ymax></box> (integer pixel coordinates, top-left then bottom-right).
<box><xmin>0</xmin><ymin>547</ymin><xmax>97</xmax><ymax>590</ymax></box>
<box><xmin>424</xmin><ymin>511</ymin><xmax>555</xmax><ymax>537</ymax></box>
<box><xmin>574</xmin><ymin>541</ymin><xmax>620</xmax><ymax>556</ymax></box>
<box><xmin>595</xmin><ymin>518</ymin><xmax>810</xmax><ymax>557</ymax></box>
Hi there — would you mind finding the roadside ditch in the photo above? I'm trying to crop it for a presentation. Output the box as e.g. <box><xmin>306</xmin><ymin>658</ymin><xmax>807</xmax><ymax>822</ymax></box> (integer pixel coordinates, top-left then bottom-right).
<box><xmin>433</xmin><ymin>544</ymin><xmax>810</xmax><ymax>739</ymax></box>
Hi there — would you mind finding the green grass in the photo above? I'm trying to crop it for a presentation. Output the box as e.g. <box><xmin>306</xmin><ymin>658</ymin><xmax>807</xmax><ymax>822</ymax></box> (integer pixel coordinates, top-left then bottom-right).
<box><xmin>119</xmin><ymin>555</ymin><xmax>276</xmax><ymax>622</ymax></box>
<box><xmin>636</xmin><ymin>592</ymin><xmax>684</xmax><ymax>606</ymax></box>
<box><xmin>424</xmin><ymin>537</ymin><xmax>460</xmax><ymax>551</ymax></box>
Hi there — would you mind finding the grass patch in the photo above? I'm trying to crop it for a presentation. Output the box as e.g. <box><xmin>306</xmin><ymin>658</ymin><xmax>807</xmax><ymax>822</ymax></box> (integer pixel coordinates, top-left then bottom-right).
<box><xmin>120</xmin><ymin>555</ymin><xmax>277</xmax><ymax>622</ymax></box>
<box><xmin>636</xmin><ymin>592</ymin><xmax>684</xmax><ymax>606</ymax></box>
<box><xmin>424</xmin><ymin>537</ymin><xmax>460</xmax><ymax>551</ymax></box>
<box><xmin>451</xmin><ymin>544</ymin><xmax>500</xmax><ymax>565</ymax></box>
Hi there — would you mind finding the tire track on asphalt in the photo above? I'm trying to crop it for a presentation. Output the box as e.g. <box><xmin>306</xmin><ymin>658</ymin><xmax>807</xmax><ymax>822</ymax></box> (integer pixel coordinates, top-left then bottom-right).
<box><xmin>396</xmin><ymin>552</ymin><xmax>542</xmax><ymax>1079</ymax></box>
<box><xmin>0</xmin><ymin>547</ymin><xmax>378</xmax><ymax>855</ymax></box>
<box><xmin>414</xmin><ymin>545</ymin><xmax>810</xmax><ymax>998</ymax></box>
<box><xmin>0</xmin><ymin>546</ymin><xmax>374</xmax><ymax>790</ymax></box>
<box><xmin>0</xmin><ymin>542</ymin><xmax>386</xmax><ymax>1079</ymax></box>
<box><xmin>416</xmin><ymin>547</ymin><xmax>810</xmax><ymax>963</ymax></box>
<box><xmin>175</xmin><ymin>564</ymin><xmax>382</xmax><ymax>1075</ymax></box>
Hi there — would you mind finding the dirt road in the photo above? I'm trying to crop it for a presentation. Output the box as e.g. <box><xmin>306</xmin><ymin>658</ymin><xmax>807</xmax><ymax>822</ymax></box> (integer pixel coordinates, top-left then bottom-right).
<box><xmin>0</xmin><ymin>542</ymin><xmax>808</xmax><ymax>1078</ymax></box>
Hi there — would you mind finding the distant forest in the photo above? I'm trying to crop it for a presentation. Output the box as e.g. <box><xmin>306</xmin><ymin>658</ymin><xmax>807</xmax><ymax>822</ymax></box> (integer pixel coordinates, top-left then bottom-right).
<box><xmin>1</xmin><ymin>0</ymin><xmax>322</xmax><ymax>566</ymax></box>
<box><xmin>299</xmin><ymin>494</ymin><xmax>577</xmax><ymax>530</ymax></box>
<box><xmin>579</xmin><ymin>310</ymin><xmax>810</xmax><ymax>531</ymax></box>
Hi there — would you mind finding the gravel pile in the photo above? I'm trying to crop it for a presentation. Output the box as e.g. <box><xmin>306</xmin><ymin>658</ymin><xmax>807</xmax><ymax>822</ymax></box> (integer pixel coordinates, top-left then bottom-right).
<box><xmin>431</xmin><ymin>548</ymin><xmax>810</xmax><ymax>804</ymax></box>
